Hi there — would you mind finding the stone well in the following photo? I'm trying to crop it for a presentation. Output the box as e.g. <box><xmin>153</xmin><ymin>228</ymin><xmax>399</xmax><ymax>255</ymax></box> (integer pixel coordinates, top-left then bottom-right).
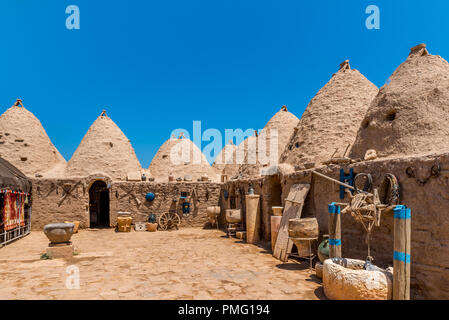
<box><xmin>323</xmin><ymin>258</ymin><xmax>393</xmax><ymax>300</ymax></box>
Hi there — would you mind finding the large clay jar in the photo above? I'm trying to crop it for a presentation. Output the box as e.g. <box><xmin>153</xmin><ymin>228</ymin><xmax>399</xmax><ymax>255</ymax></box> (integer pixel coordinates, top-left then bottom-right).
<box><xmin>318</xmin><ymin>237</ymin><xmax>330</xmax><ymax>263</ymax></box>
<box><xmin>288</xmin><ymin>218</ymin><xmax>319</xmax><ymax>239</ymax></box>
<box><xmin>272</xmin><ymin>207</ymin><xmax>283</xmax><ymax>216</ymax></box>
<box><xmin>117</xmin><ymin>216</ymin><xmax>133</xmax><ymax>232</ymax></box>
<box><xmin>206</xmin><ymin>206</ymin><xmax>221</xmax><ymax>226</ymax></box>
<box><xmin>146</xmin><ymin>223</ymin><xmax>157</xmax><ymax>232</ymax></box>
<box><xmin>43</xmin><ymin>223</ymin><xmax>74</xmax><ymax>244</ymax></box>
<box><xmin>225</xmin><ymin>209</ymin><xmax>242</xmax><ymax>223</ymax></box>
<box><xmin>65</xmin><ymin>221</ymin><xmax>80</xmax><ymax>233</ymax></box>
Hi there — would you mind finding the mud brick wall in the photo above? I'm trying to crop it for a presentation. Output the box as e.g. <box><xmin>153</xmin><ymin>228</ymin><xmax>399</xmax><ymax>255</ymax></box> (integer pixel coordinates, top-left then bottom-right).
<box><xmin>31</xmin><ymin>177</ymin><xmax>91</xmax><ymax>230</ymax></box>
<box><xmin>110</xmin><ymin>181</ymin><xmax>221</xmax><ymax>228</ymax></box>
<box><xmin>31</xmin><ymin>178</ymin><xmax>221</xmax><ymax>230</ymax></box>
<box><xmin>281</xmin><ymin>153</ymin><xmax>449</xmax><ymax>300</ymax></box>
<box><xmin>221</xmin><ymin>153</ymin><xmax>449</xmax><ymax>299</ymax></box>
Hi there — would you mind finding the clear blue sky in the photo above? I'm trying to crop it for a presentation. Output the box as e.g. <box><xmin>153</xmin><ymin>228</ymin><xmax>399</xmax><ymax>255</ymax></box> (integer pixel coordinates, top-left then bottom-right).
<box><xmin>1</xmin><ymin>1</ymin><xmax>448</xmax><ymax>166</ymax></box>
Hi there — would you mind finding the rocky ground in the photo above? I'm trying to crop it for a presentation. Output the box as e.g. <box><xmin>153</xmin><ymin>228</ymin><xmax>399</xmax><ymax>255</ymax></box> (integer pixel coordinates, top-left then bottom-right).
<box><xmin>0</xmin><ymin>228</ymin><xmax>324</xmax><ymax>300</ymax></box>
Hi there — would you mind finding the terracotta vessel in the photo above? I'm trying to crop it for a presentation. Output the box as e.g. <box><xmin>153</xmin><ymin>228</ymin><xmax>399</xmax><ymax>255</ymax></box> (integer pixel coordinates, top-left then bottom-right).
<box><xmin>225</xmin><ymin>209</ymin><xmax>242</xmax><ymax>223</ymax></box>
<box><xmin>146</xmin><ymin>223</ymin><xmax>157</xmax><ymax>232</ymax></box>
<box><xmin>65</xmin><ymin>221</ymin><xmax>80</xmax><ymax>233</ymax></box>
<box><xmin>117</xmin><ymin>216</ymin><xmax>132</xmax><ymax>232</ymax></box>
<box><xmin>288</xmin><ymin>217</ymin><xmax>319</xmax><ymax>239</ymax></box>
<box><xmin>206</xmin><ymin>206</ymin><xmax>220</xmax><ymax>226</ymax></box>
<box><xmin>272</xmin><ymin>206</ymin><xmax>283</xmax><ymax>216</ymax></box>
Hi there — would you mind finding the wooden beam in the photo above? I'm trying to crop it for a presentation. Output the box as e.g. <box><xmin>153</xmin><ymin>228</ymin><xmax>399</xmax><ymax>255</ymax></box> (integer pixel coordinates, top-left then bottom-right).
<box><xmin>312</xmin><ymin>170</ymin><xmax>356</xmax><ymax>191</ymax></box>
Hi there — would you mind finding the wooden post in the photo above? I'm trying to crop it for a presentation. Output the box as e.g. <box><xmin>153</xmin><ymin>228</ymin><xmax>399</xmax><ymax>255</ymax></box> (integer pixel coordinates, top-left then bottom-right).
<box><xmin>328</xmin><ymin>202</ymin><xmax>341</xmax><ymax>258</ymax></box>
<box><xmin>393</xmin><ymin>205</ymin><xmax>411</xmax><ymax>300</ymax></box>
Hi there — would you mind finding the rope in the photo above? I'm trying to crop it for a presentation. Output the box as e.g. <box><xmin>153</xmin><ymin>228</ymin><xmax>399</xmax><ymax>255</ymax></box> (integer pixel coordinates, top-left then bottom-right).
<box><xmin>379</xmin><ymin>173</ymin><xmax>400</xmax><ymax>206</ymax></box>
<box><xmin>354</xmin><ymin>173</ymin><xmax>373</xmax><ymax>194</ymax></box>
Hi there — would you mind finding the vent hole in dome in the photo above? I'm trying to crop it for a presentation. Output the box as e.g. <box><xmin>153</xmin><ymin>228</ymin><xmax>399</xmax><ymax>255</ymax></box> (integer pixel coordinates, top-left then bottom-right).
<box><xmin>386</xmin><ymin>111</ymin><xmax>396</xmax><ymax>122</ymax></box>
<box><xmin>362</xmin><ymin>119</ymin><xmax>370</xmax><ymax>129</ymax></box>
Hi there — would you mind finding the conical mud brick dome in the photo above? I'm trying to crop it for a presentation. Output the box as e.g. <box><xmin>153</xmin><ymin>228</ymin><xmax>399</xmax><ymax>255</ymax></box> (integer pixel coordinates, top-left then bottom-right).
<box><xmin>280</xmin><ymin>61</ymin><xmax>378</xmax><ymax>168</ymax></box>
<box><xmin>213</xmin><ymin>141</ymin><xmax>238</xmax><ymax>174</ymax></box>
<box><xmin>0</xmin><ymin>99</ymin><xmax>66</xmax><ymax>177</ymax></box>
<box><xmin>350</xmin><ymin>44</ymin><xmax>449</xmax><ymax>160</ymax></box>
<box><xmin>238</xmin><ymin>106</ymin><xmax>299</xmax><ymax>177</ymax></box>
<box><xmin>149</xmin><ymin>134</ymin><xmax>219</xmax><ymax>182</ymax></box>
<box><xmin>66</xmin><ymin>110</ymin><xmax>142</xmax><ymax>180</ymax></box>
<box><xmin>217</xmin><ymin>137</ymin><xmax>253</xmax><ymax>179</ymax></box>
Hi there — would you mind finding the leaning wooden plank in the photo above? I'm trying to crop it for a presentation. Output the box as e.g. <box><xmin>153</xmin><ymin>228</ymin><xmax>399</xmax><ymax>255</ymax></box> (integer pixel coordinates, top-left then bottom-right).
<box><xmin>280</xmin><ymin>185</ymin><xmax>310</xmax><ymax>261</ymax></box>
<box><xmin>273</xmin><ymin>183</ymin><xmax>310</xmax><ymax>261</ymax></box>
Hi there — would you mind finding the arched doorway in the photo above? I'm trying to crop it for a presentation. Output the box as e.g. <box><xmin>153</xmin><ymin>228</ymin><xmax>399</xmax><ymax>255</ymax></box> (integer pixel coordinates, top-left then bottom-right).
<box><xmin>89</xmin><ymin>180</ymin><xmax>110</xmax><ymax>228</ymax></box>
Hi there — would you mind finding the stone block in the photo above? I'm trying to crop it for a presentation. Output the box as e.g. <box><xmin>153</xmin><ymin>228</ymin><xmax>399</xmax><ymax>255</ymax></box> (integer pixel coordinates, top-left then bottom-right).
<box><xmin>46</xmin><ymin>244</ymin><xmax>74</xmax><ymax>259</ymax></box>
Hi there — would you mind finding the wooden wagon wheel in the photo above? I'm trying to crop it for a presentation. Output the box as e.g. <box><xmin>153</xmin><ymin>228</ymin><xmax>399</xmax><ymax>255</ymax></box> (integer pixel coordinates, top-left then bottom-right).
<box><xmin>158</xmin><ymin>212</ymin><xmax>181</xmax><ymax>230</ymax></box>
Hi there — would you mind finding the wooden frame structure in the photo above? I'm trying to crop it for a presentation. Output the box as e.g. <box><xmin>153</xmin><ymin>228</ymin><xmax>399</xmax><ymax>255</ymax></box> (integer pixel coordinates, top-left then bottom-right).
<box><xmin>328</xmin><ymin>202</ymin><xmax>411</xmax><ymax>300</ymax></box>
<box><xmin>312</xmin><ymin>170</ymin><xmax>411</xmax><ymax>300</ymax></box>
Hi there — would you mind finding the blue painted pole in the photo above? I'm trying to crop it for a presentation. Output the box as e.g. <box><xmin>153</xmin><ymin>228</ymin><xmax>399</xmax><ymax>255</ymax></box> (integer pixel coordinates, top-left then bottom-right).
<box><xmin>328</xmin><ymin>202</ymin><xmax>342</xmax><ymax>258</ymax></box>
<box><xmin>393</xmin><ymin>205</ymin><xmax>411</xmax><ymax>300</ymax></box>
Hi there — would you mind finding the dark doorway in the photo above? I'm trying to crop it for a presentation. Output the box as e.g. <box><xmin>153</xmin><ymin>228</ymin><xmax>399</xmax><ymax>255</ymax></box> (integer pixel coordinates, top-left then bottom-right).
<box><xmin>89</xmin><ymin>180</ymin><xmax>110</xmax><ymax>228</ymax></box>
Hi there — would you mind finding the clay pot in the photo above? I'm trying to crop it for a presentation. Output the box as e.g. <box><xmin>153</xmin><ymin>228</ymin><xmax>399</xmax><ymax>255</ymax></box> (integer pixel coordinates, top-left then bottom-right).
<box><xmin>146</xmin><ymin>223</ymin><xmax>157</xmax><ymax>232</ymax></box>
<box><xmin>318</xmin><ymin>238</ymin><xmax>330</xmax><ymax>263</ymax></box>
<box><xmin>117</xmin><ymin>216</ymin><xmax>132</xmax><ymax>232</ymax></box>
<box><xmin>288</xmin><ymin>218</ymin><xmax>319</xmax><ymax>239</ymax></box>
<box><xmin>65</xmin><ymin>221</ymin><xmax>80</xmax><ymax>233</ymax></box>
<box><xmin>315</xmin><ymin>262</ymin><xmax>323</xmax><ymax>279</ymax></box>
<box><xmin>225</xmin><ymin>209</ymin><xmax>242</xmax><ymax>223</ymax></box>
<box><xmin>206</xmin><ymin>206</ymin><xmax>220</xmax><ymax>226</ymax></box>
<box><xmin>43</xmin><ymin>223</ymin><xmax>74</xmax><ymax>244</ymax></box>
<box><xmin>272</xmin><ymin>206</ymin><xmax>283</xmax><ymax>216</ymax></box>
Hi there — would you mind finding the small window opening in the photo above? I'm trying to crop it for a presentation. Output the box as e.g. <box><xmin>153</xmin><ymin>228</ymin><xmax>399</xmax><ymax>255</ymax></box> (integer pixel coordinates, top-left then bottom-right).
<box><xmin>362</xmin><ymin>119</ymin><xmax>370</xmax><ymax>129</ymax></box>
<box><xmin>386</xmin><ymin>111</ymin><xmax>396</xmax><ymax>122</ymax></box>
